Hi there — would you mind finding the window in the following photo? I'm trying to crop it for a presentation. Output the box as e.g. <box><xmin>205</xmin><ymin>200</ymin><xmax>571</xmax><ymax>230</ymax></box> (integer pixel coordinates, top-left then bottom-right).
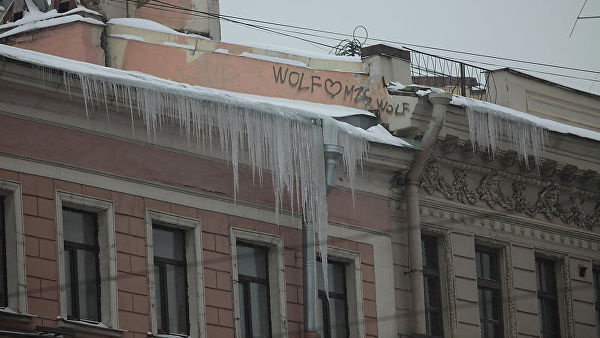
<box><xmin>594</xmin><ymin>266</ymin><xmax>600</xmax><ymax>338</ymax></box>
<box><xmin>0</xmin><ymin>180</ymin><xmax>28</xmax><ymax>316</ymax></box>
<box><xmin>146</xmin><ymin>210</ymin><xmax>205</xmax><ymax>337</ymax></box>
<box><xmin>153</xmin><ymin>226</ymin><xmax>189</xmax><ymax>335</ymax></box>
<box><xmin>236</xmin><ymin>243</ymin><xmax>271</xmax><ymax>338</ymax></box>
<box><xmin>231</xmin><ymin>228</ymin><xmax>287</xmax><ymax>338</ymax></box>
<box><xmin>63</xmin><ymin>208</ymin><xmax>100</xmax><ymax>322</ymax></box>
<box><xmin>0</xmin><ymin>197</ymin><xmax>6</xmax><ymax>308</ymax></box>
<box><xmin>536</xmin><ymin>257</ymin><xmax>560</xmax><ymax>338</ymax></box>
<box><xmin>476</xmin><ymin>247</ymin><xmax>503</xmax><ymax>338</ymax></box>
<box><xmin>422</xmin><ymin>235</ymin><xmax>443</xmax><ymax>338</ymax></box>
<box><xmin>56</xmin><ymin>192</ymin><xmax>118</xmax><ymax>330</ymax></box>
<box><xmin>317</xmin><ymin>259</ymin><xmax>349</xmax><ymax>338</ymax></box>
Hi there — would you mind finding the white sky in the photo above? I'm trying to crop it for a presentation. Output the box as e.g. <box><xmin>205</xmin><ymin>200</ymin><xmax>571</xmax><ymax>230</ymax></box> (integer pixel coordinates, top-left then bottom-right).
<box><xmin>219</xmin><ymin>0</ymin><xmax>600</xmax><ymax>95</ymax></box>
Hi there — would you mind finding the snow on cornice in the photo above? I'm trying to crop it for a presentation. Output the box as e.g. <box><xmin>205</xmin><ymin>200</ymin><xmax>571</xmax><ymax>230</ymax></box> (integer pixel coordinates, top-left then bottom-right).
<box><xmin>0</xmin><ymin>14</ymin><xmax>103</xmax><ymax>38</ymax></box>
<box><xmin>107</xmin><ymin>18</ymin><xmax>210</xmax><ymax>40</ymax></box>
<box><xmin>0</xmin><ymin>6</ymin><xmax>100</xmax><ymax>31</ymax></box>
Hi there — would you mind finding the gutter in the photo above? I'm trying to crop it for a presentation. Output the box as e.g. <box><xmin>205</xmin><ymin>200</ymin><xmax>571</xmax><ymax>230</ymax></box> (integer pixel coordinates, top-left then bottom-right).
<box><xmin>405</xmin><ymin>92</ymin><xmax>452</xmax><ymax>335</ymax></box>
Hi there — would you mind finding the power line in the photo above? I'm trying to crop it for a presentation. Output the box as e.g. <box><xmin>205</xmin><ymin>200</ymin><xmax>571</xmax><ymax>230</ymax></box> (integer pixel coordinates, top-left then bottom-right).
<box><xmin>106</xmin><ymin>0</ymin><xmax>600</xmax><ymax>84</ymax></box>
<box><xmin>133</xmin><ymin>0</ymin><xmax>600</xmax><ymax>76</ymax></box>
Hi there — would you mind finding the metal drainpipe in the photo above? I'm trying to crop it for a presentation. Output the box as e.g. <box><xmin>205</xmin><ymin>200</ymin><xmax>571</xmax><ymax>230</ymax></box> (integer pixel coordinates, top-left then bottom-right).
<box><xmin>405</xmin><ymin>92</ymin><xmax>452</xmax><ymax>335</ymax></box>
<box><xmin>303</xmin><ymin>142</ymin><xmax>343</xmax><ymax>338</ymax></box>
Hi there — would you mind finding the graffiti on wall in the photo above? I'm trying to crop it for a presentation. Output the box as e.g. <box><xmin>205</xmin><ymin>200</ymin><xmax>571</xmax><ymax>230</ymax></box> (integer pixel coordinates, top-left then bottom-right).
<box><xmin>272</xmin><ymin>66</ymin><xmax>409</xmax><ymax>116</ymax></box>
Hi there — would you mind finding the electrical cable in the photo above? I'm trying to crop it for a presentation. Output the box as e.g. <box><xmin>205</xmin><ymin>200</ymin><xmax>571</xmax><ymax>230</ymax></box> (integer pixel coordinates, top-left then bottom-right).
<box><xmin>106</xmin><ymin>0</ymin><xmax>600</xmax><ymax>84</ymax></box>
<box><xmin>118</xmin><ymin>0</ymin><xmax>600</xmax><ymax>76</ymax></box>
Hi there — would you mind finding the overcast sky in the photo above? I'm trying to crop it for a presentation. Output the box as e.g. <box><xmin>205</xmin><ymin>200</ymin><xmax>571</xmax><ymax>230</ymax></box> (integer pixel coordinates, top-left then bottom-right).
<box><xmin>219</xmin><ymin>0</ymin><xmax>600</xmax><ymax>95</ymax></box>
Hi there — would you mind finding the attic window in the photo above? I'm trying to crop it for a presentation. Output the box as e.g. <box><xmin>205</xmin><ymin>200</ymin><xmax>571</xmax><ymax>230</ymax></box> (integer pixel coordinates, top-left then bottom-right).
<box><xmin>57</xmin><ymin>0</ymin><xmax>70</xmax><ymax>13</ymax></box>
<box><xmin>13</xmin><ymin>11</ymin><xmax>23</xmax><ymax>20</ymax></box>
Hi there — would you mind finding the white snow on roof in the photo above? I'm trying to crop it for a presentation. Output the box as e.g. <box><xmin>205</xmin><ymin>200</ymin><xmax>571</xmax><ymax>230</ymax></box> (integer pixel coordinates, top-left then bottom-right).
<box><xmin>450</xmin><ymin>95</ymin><xmax>600</xmax><ymax>142</ymax></box>
<box><xmin>238</xmin><ymin>51</ymin><xmax>307</xmax><ymax>68</ymax></box>
<box><xmin>0</xmin><ymin>14</ymin><xmax>103</xmax><ymax>38</ymax></box>
<box><xmin>0</xmin><ymin>6</ymin><xmax>100</xmax><ymax>31</ymax></box>
<box><xmin>109</xmin><ymin>33</ymin><xmax>145</xmax><ymax>42</ymax></box>
<box><xmin>389</xmin><ymin>82</ymin><xmax>600</xmax><ymax>142</ymax></box>
<box><xmin>222</xmin><ymin>40</ymin><xmax>362</xmax><ymax>63</ymax></box>
<box><xmin>107</xmin><ymin>18</ymin><xmax>210</xmax><ymax>40</ymax></box>
<box><xmin>0</xmin><ymin>44</ymin><xmax>410</xmax><ymax>148</ymax></box>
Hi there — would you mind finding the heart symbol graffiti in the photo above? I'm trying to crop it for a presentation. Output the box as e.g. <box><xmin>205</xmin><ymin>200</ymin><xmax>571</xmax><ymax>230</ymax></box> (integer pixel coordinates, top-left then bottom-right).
<box><xmin>324</xmin><ymin>79</ymin><xmax>342</xmax><ymax>99</ymax></box>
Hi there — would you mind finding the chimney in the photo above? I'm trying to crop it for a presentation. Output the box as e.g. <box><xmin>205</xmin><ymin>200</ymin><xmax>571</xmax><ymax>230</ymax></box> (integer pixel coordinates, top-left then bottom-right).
<box><xmin>361</xmin><ymin>44</ymin><xmax>412</xmax><ymax>85</ymax></box>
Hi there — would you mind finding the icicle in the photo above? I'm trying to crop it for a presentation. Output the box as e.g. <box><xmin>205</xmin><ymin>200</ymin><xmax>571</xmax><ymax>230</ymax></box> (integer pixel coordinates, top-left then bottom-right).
<box><xmin>36</xmin><ymin>67</ymin><xmax>374</xmax><ymax>298</ymax></box>
<box><xmin>466</xmin><ymin>106</ymin><xmax>547</xmax><ymax>167</ymax></box>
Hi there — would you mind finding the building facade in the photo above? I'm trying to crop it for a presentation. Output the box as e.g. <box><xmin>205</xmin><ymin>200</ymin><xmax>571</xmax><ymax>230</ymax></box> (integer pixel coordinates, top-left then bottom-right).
<box><xmin>0</xmin><ymin>1</ymin><xmax>599</xmax><ymax>338</ymax></box>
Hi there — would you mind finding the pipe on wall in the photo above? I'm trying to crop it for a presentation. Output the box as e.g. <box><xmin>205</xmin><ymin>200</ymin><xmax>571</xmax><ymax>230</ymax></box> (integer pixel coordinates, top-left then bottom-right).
<box><xmin>405</xmin><ymin>92</ymin><xmax>452</xmax><ymax>335</ymax></box>
<box><xmin>303</xmin><ymin>131</ymin><xmax>344</xmax><ymax>337</ymax></box>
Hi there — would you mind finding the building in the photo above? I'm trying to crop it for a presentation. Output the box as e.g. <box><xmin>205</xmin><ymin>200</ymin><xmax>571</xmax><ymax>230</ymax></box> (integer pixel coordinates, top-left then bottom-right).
<box><xmin>0</xmin><ymin>1</ymin><xmax>599</xmax><ymax>338</ymax></box>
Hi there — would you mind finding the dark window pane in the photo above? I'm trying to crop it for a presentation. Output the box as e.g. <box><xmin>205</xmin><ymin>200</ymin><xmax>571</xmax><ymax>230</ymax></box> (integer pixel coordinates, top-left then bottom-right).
<box><xmin>63</xmin><ymin>208</ymin><xmax>99</xmax><ymax>322</ymax></box>
<box><xmin>63</xmin><ymin>209</ymin><xmax>97</xmax><ymax>245</ymax></box>
<box><xmin>329</xmin><ymin>298</ymin><xmax>348</xmax><ymax>338</ymax></box>
<box><xmin>422</xmin><ymin>235</ymin><xmax>443</xmax><ymax>337</ymax></box>
<box><xmin>0</xmin><ymin>199</ymin><xmax>6</xmax><ymax>307</ymax></box>
<box><xmin>476</xmin><ymin>247</ymin><xmax>503</xmax><ymax>338</ymax></box>
<box><xmin>536</xmin><ymin>257</ymin><xmax>560</xmax><ymax>338</ymax></box>
<box><xmin>317</xmin><ymin>297</ymin><xmax>325</xmax><ymax>338</ymax></box>
<box><xmin>153</xmin><ymin>227</ymin><xmax>185</xmax><ymax>261</ymax></box>
<box><xmin>154</xmin><ymin>264</ymin><xmax>163</xmax><ymax>332</ymax></box>
<box><xmin>167</xmin><ymin>264</ymin><xmax>187</xmax><ymax>334</ymax></box>
<box><xmin>154</xmin><ymin>226</ymin><xmax>188</xmax><ymax>335</ymax></box>
<box><xmin>317</xmin><ymin>261</ymin><xmax>346</xmax><ymax>294</ymax></box>
<box><xmin>65</xmin><ymin>251</ymin><xmax>73</xmax><ymax>317</ymax></box>
<box><xmin>249</xmin><ymin>282</ymin><xmax>270</xmax><ymax>337</ymax></box>
<box><xmin>77</xmin><ymin>249</ymin><xmax>99</xmax><ymax>321</ymax></box>
<box><xmin>422</xmin><ymin>236</ymin><xmax>438</xmax><ymax>270</ymax></box>
<box><xmin>317</xmin><ymin>260</ymin><xmax>349</xmax><ymax>338</ymax></box>
<box><xmin>237</xmin><ymin>244</ymin><xmax>268</xmax><ymax>279</ymax></box>
<box><xmin>238</xmin><ymin>283</ymin><xmax>247</xmax><ymax>338</ymax></box>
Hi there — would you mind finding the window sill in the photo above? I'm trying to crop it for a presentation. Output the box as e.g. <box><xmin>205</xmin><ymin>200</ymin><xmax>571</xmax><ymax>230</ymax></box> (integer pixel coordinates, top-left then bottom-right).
<box><xmin>147</xmin><ymin>332</ymin><xmax>190</xmax><ymax>338</ymax></box>
<box><xmin>0</xmin><ymin>308</ymin><xmax>36</xmax><ymax>323</ymax></box>
<box><xmin>58</xmin><ymin>317</ymin><xmax>126</xmax><ymax>337</ymax></box>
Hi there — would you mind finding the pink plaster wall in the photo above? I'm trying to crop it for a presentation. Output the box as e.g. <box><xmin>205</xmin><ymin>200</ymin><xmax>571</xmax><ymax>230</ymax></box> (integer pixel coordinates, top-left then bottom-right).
<box><xmin>3</xmin><ymin>21</ymin><xmax>105</xmax><ymax>65</ymax></box>
<box><xmin>0</xmin><ymin>114</ymin><xmax>391</xmax><ymax>232</ymax></box>
<box><xmin>112</xmin><ymin>39</ymin><xmax>395</xmax><ymax>120</ymax></box>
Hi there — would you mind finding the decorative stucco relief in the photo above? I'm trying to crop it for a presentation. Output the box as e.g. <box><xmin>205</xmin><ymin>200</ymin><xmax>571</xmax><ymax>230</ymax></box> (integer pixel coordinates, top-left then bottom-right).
<box><xmin>418</xmin><ymin>158</ymin><xmax>600</xmax><ymax>230</ymax></box>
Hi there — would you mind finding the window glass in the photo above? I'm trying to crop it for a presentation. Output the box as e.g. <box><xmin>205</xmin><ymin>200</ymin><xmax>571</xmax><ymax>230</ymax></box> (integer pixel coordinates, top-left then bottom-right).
<box><xmin>63</xmin><ymin>209</ymin><xmax>97</xmax><ymax>245</ymax></box>
<box><xmin>153</xmin><ymin>226</ymin><xmax>188</xmax><ymax>335</ymax></box>
<box><xmin>422</xmin><ymin>235</ymin><xmax>443</xmax><ymax>337</ymax></box>
<box><xmin>237</xmin><ymin>243</ymin><xmax>271</xmax><ymax>338</ymax></box>
<box><xmin>237</xmin><ymin>244</ymin><xmax>268</xmax><ymax>279</ymax></box>
<box><xmin>0</xmin><ymin>198</ymin><xmax>6</xmax><ymax>308</ymax></box>
<box><xmin>536</xmin><ymin>257</ymin><xmax>560</xmax><ymax>338</ymax></box>
<box><xmin>153</xmin><ymin>227</ymin><xmax>185</xmax><ymax>261</ymax></box>
<box><xmin>63</xmin><ymin>208</ymin><xmax>100</xmax><ymax>322</ymax></box>
<box><xmin>476</xmin><ymin>247</ymin><xmax>503</xmax><ymax>338</ymax></box>
<box><xmin>594</xmin><ymin>267</ymin><xmax>600</xmax><ymax>338</ymax></box>
<box><xmin>317</xmin><ymin>259</ymin><xmax>349</xmax><ymax>338</ymax></box>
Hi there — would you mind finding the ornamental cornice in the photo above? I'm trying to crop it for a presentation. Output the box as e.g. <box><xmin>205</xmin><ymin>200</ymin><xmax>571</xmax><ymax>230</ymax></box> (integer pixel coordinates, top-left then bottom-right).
<box><xmin>416</xmin><ymin>157</ymin><xmax>600</xmax><ymax>232</ymax></box>
<box><xmin>417</xmin><ymin>197</ymin><xmax>600</xmax><ymax>251</ymax></box>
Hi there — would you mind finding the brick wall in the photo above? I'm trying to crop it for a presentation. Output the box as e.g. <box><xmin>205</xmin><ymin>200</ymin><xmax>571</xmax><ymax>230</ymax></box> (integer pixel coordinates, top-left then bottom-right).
<box><xmin>0</xmin><ymin>168</ymin><xmax>378</xmax><ymax>338</ymax></box>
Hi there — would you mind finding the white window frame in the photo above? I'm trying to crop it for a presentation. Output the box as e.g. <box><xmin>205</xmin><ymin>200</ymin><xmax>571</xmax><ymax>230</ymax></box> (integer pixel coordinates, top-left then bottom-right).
<box><xmin>321</xmin><ymin>246</ymin><xmax>366</xmax><ymax>338</ymax></box>
<box><xmin>231</xmin><ymin>227</ymin><xmax>288</xmax><ymax>338</ymax></box>
<box><xmin>55</xmin><ymin>191</ymin><xmax>118</xmax><ymax>330</ymax></box>
<box><xmin>0</xmin><ymin>179</ymin><xmax>28</xmax><ymax>316</ymax></box>
<box><xmin>146</xmin><ymin>209</ymin><xmax>206</xmax><ymax>338</ymax></box>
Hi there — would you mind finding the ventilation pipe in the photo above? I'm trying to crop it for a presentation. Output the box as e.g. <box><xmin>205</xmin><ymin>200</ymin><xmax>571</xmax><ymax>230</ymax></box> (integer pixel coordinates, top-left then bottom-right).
<box><xmin>303</xmin><ymin>119</ymin><xmax>345</xmax><ymax>338</ymax></box>
<box><xmin>405</xmin><ymin>92</ymin><xmax>452</xmax><ymax>335</ymax></box>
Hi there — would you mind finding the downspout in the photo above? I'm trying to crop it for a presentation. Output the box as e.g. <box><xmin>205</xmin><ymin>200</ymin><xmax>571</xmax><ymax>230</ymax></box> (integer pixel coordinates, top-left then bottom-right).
<box><xmin>303</xmin><ymin>121</ymin><xmax>343</xmax><ymax>338</ymax></box>
<box><xmin>405</xmin><ymin>92</ymin><xmax>452</xmax><ymax>336</ymax></box>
